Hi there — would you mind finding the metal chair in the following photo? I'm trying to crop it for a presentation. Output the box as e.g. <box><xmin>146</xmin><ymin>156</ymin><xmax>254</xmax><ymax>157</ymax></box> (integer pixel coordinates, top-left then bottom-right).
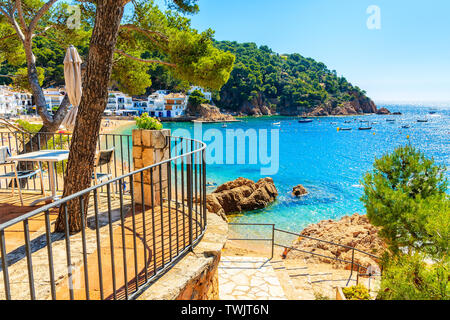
<box><xmin>92</xmin><ymin>147</ymin><xmax>115</xmax><ymax>188</ymax></box>
<box><xmin>0</xmin><ymin>146</ymin><xmax>45</xmax><ymax>206</ymax></box>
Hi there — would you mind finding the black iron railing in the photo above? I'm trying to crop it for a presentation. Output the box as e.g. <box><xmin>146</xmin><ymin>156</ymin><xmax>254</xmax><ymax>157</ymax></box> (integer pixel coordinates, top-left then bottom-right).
<box><xmin>0</xmin><ymin>131</ymin><xmax>133</xmax><ymax>192</ymax></box>
<box><xmin>228</xmin><ymin>223</ymin><xmax>380</xmax><ymax>286</ymax></box>
<box><xmin>0</xmin><ymin>134</ymin><xmax>207</xmax><ymax>300</ymax></box>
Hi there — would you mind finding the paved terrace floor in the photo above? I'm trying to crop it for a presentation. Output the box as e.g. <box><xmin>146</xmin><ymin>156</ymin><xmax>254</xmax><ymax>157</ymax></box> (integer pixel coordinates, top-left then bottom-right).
<box><xmin>0</xmin><ymin>191</ymin><xmax>203</xmax><ymax>300</ymax></box>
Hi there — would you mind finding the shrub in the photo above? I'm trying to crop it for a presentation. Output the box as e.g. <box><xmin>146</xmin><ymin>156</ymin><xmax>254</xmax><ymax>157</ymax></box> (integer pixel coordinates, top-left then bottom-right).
<box><xmin>342</xmin><ymin>284</ymin><xmax>372</xmax><ymax>300</ymax></box>
<box><xmin>135</xmin><ymin>113</ymin><xmax>163</xmax><ymax>130</ymax></box>
<box><xmin>377</xmin><ymin>253</ymin><xmax>449</xmax><ymax>300</ymax></box>
<box><xmin>188</xmin><ymin>89</ymin><xmax>209</xmax><ymax>107</ymax></box>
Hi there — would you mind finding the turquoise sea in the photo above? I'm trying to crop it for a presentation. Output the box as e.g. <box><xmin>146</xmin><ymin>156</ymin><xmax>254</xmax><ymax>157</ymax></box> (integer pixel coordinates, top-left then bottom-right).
<box><xmin>118</xmin><ymin>105</ymin><xmax>449</xmax><ymax>235</ymax></box>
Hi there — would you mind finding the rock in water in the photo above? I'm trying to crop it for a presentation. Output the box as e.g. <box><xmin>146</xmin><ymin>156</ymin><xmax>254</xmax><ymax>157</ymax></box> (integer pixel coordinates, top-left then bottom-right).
<box><xmin>292</xmin><ymin>184</ymin><xmax>308</xmax><ymax>197</ymax></box>
<box><xmin>206</xmin><ymin>177</ymin><xmax>278</xmax><ymax>220</ymax></box>
<box><xmin>376</xmin><ymin>107</ymin><xmax>391</xmax><ymax>115</ymax></box>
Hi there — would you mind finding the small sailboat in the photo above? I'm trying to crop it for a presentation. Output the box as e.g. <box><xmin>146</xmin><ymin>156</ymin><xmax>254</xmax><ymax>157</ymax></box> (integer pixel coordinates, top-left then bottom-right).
<box><xmin>340</xmin><ymin>127</ymin><xmax>352</xmax><ymax>131</ymax></box>
<box><xmin>386</xmin><ymin>119</ymin><xmax>396</xmax><ymax>122</ymax></box>
<box><xmin>417</xmin><ymin>119</ymin><xmax>428</xmax><ymax>123</ymax></box>
<box><xmin>298</xmin><ymin>118</ymin><xmax>313</xmax><ymax>123</ymax></box>
<box><xmin>222</xmin><ymin>124</ymin><xmax>228</xmax><ymax>128</ymax></box>
<box><xmin>359</xmin><ymin>121</ymin><xmax>372</xmax><ymax>130</ymax></box>
<box><xmin>344</xmin><ymin>120</ymin><xmax>352</xmax><ymax>124</ymax></box>
<box><xmin>272</xmin><ymin>122</ymin><xmax>281</xmax><ymax>126</ymax></box>
<box><xmin>402</xmin><ymin>124</ymin><xmax>411</xmax><ymax>129</ymax></box>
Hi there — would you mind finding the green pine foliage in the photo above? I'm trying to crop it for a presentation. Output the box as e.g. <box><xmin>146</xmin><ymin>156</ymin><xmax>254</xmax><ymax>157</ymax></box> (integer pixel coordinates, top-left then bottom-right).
<box><xmin>361</xmin><ymin>145</ymin><xmax>448</xmax><ymax>257</ymax></box>
<box><xmin>361</xmin><ymin>145</ymin><xmax>449</xmax><ymax>300</ymax></box>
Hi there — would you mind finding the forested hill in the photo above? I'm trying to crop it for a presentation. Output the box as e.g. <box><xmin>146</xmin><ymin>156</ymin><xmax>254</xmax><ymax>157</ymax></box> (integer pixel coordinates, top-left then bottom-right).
<box><xmin>213</xmin><ymin>41</ymin><xmax>378</xmax><ymax>116</ymax></box>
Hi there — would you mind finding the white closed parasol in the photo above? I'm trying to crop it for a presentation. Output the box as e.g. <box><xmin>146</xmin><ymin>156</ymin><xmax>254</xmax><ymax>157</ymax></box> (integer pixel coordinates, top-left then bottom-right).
<box><xmin>61</xmin><ymin>45</ymin><xmax>82</xmax><ymax>131</ymax></box>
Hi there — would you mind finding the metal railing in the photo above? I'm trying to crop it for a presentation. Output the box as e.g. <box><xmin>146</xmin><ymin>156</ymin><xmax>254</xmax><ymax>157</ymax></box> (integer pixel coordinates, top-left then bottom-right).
<box><xmin>0</xmin><ymin>131</ymin><xmax>133</xmax><ymax>193</ymax></box>
<box><xmin>228</xmin><ymin>223</ymin><xmax>380</xmax><ymax>286</ymax></box>
<box><xmin>0</xmin><ymin>134</ymin><xmax>207</xmax><ymax>300</ymax></box>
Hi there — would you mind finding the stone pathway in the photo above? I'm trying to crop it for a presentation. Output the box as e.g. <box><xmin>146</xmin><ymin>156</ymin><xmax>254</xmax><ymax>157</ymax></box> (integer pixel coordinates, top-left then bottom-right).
<box><xmin>218</xmin><ymin>256</ymin><xmax>287</xmax><ymax>300</ymax></box>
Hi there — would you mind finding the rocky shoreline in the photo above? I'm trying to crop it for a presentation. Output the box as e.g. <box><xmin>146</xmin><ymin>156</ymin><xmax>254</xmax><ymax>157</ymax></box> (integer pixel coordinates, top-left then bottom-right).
<box><xmin>206</xmin><ymin>177</ymin><xmax>278</xmax><ymax>221</ymax></box>
<box><xmin>284</xmin><ymin>214</ymin><xmax>386</xmax><ymax>270</ymax></box>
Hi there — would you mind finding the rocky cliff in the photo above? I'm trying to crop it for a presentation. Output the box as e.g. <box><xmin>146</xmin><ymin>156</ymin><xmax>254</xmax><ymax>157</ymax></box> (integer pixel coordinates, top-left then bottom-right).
<box><xmin>186</xmin><ymin>103</ymin><xmax>235</xmax><ymax>122</ymax></box>
<box><xmin>306</xmin><ymin>93</ymin><xmax>378</xmax><ymax>117</ymax></box>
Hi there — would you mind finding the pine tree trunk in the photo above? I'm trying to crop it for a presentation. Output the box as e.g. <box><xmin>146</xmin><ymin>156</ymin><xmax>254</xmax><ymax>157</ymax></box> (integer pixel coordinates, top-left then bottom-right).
<box><xmin>54</xmin><ymin>1</ymin><xmax>125</xmax><ymax>233</ymax></box>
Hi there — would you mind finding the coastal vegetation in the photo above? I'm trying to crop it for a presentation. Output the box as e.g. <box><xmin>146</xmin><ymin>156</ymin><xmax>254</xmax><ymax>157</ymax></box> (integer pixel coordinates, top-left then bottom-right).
<box><xmin>212</xmin><ymin>41</ymin><xmax>377</xmax><ymax>116</ymax></box>
<box><xmin>135</xmin><ymin>112</ymin><xmax>163</xmax><ymax>130</ymax></box>
<box><xmin>361</xmin><ymin>145</ymin><xmax>449</xmax><ymax>300</ymax></box>
<box><xmin>342</xmin><ymin>284</ymin><xmax>371</xmax><ymax>300</ymax></box>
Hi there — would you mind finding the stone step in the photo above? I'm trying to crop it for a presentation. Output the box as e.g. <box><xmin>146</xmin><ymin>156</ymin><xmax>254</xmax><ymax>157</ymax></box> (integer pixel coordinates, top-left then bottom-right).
<box><xmin>270</xmin><ymin>260</ymin><xmax>301</xmax><ymax>300</ymax></box>
<box><xmin>270</xmin><ymin>259</ymin><xmax>316</xmax><ymax>300</ymax></box>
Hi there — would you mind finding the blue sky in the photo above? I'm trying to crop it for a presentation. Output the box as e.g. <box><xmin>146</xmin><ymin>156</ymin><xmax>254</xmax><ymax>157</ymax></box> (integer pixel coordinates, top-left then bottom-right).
<box><xmin>180</xmin><ymin>0</ymin><xmax>450</xmax><ymax>104</ymax></box>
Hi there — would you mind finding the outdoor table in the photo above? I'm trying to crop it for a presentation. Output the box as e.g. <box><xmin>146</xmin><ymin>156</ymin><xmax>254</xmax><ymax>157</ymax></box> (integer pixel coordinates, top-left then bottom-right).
<box><xmin>9</xmin><ymin>149</ymin><xmax>69</xmax><ymax>205</ymax></box>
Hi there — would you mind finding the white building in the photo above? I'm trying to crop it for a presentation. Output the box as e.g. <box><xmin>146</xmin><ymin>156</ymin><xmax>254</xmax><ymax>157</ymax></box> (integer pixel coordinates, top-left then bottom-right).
<box><xmin>188</xmin><ymin>86</ymin><xmax>212</xmax><ymax>102</ymax></box>
<box><xmin>43</xmin><ymin>89</ymin><xmax>65</xmax><ymax>111</ymax></box>
<box><xmin>106</xmin><ymin>91</ymin><xmax>134</xmax><ymax>115</ymax></box>
<box><xmin>0</xmin><ymin>87</ymin><xmax>30</xmax><ymax>116</ymax></box>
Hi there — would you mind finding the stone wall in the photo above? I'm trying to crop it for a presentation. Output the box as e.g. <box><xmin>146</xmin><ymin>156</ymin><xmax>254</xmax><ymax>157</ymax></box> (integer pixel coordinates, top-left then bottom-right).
<box><xmin>136</xmin><ymin>212</ymin><xmax>228</xmax><ymax>300</ymax></box>
<box><xmin>132</xmin><ymin>128</ymin><xmax>171</xmax><ymax>206</ymax></box>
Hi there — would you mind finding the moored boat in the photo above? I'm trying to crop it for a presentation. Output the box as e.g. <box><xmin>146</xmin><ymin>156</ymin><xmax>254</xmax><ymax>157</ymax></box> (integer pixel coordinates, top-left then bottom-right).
<box><xmin>359</xmin><ymin>121</ymin><xmax>372</xmax><ymax>130</ymax></box>
<box><xmin>417</xmin><ymin>119</ymin><xmax>429</xmax><ymax>123</ymax></box>
<box><xmin>298</xmin><ymin>118</ymin><xmax>313</xmax><ymax>123</ymax></box>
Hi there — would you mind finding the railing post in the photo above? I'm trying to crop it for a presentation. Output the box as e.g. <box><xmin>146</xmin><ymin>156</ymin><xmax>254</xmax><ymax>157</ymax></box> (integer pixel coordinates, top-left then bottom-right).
<box><xmin>271</xmin><ymin>225</ymin><xmax>275</xmax><ymax>260</ymax></box>
<box><xmin>347</xmin><ymin>248</ymin><xmax>355</xmax><ymax>286</ymax></box>
<box><xmin>202</xmin><ymin>149</ymin><xmax>207</xmax><ymax>230</ymax></box>
<box><xmin>187</xmin><ymin>160</ymin><xmax>193</xmax><ymax>249</ymax></box>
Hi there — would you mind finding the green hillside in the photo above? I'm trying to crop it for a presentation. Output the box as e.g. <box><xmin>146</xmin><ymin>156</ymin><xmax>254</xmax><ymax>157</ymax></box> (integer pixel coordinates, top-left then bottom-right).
<box><xmin>213</xmin><ymin>41</ymin><xmax>377</xmax><ymax>116</ymax></box>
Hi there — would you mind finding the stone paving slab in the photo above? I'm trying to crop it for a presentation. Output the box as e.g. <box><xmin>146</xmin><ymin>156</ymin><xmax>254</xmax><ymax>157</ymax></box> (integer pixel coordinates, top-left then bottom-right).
<box><xmin>218</xmin><ymin>256</ymin><xmax>287</xmax><ymax>300</ymax></box>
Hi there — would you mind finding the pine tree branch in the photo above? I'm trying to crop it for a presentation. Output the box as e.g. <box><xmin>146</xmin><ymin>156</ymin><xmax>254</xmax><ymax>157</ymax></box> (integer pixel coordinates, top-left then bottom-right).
<box><xmin>28</xmin><ymin>0</ymin><xmax>58</xmax><ymax>33</ymax></box>
<box><xmin>114</xmin><ymin>49</ymin><xmax>176</xmax><ymax>68</ymax></box>
<box><xmin>120</xmin><ymin>24</ymin><xmax>168</xmax><ymax>41</ymax></box>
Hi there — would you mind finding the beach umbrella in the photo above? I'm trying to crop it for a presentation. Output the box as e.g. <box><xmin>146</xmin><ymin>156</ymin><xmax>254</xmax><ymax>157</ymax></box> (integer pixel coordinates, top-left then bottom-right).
<box><xmin>61</xmin><ymin>45</ymin><xmax>82</xmax><ymax>131</ymax></box>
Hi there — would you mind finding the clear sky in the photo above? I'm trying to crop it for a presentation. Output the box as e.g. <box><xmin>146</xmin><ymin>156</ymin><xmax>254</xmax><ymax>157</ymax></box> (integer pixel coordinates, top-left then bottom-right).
<box><xmin>181</xmin><ymin>0</ymin><xmax>450</xmax><ymax>104</ymax></box>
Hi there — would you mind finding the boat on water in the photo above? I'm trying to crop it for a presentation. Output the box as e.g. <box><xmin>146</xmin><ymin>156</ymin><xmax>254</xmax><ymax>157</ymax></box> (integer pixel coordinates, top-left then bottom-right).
<box><xmin>359</xmin><ymin>121</ymin><xmax>372</xmax><ymax>130</ymax></box>
<box><xmin>417</xmin><ymin>119</ymin><xmax>429</xmax><ymax>123</ymax></box>
<box><xmin>222</xmin><ymin>124</ymin><xmax>228</xmax><ymax>128</ymax></box>
<box><xmin>386</xmin><ymin>119</ymin><xmax>396</xmax><ymax>122</ymax></box>
<box><xmin>340</xmin><ymin>127</ymin><xmax>352</xmax><ymax>131</ymax></box>
<box><xmin>344</xmin><ymin>120</ymin><xmax>352</xmax><ymax>124</ymax></box>
<box><xmin>298</xmin><ymin>118</ymin><xmax>313</xmax><ymax>123</ymax></box>
<box><xmin>273</xmin><ymin>122</ymin><xmax>281</xmax><ymax>126</ymax></box>
<box><xmin>402</xmin><ymin>125</ymin><xmax>411</xmax><ymax>129</ymax></box>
